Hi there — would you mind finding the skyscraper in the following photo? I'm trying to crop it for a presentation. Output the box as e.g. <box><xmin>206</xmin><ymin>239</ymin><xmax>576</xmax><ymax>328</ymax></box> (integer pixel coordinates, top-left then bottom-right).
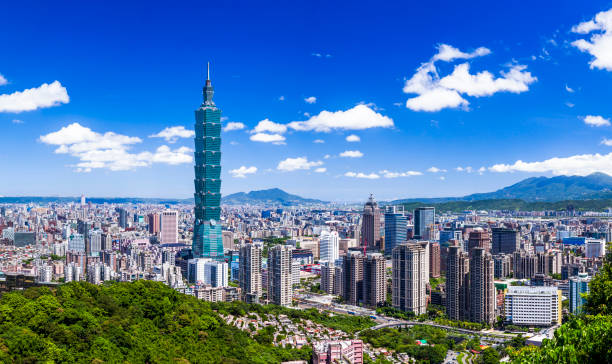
<box><xmin>429</xmin><ymin>242</ymin><xmax>441</xmax><ymax>278</ymax></box>
<box><xmin>118</xmin><ymin>208</ymin><xmax>128</xmax><ymax>229</ymax></box>
<box><xmin>268</xmin><ymin>245</ymin><xmax>293</xmax><ymax>306</ymax></box>
<box><xmin>319</xmin><ymin>230</ymin><xmax>339</xmax><ymax>263</ymax></box>
<box><xmin>342</xmin><ymin>251</ymin><xmax>364</xmax><ymax>306</ymax></box>
<box><xmin>469</xmin><ymin>247</ymin><xmax>495</xmax><ymax>324</ymax></box>
<box><xmin>392</xmin><ymin>243</ymin><xmax>427</xmax><ymax>315</ymax></box>
<box><xmin>467</xmin><ymin>230</ymin><xmax>491</xmax><ymax>252</ymax></box>
<box><xmin>239</xmin><ymin>242</ymin><xmax>262</xmax><ymax>303</ymax></box>
<box><xmin>361</xmin><ymin>194</ymin><xmax>381</xmax><ymax>249</ymax></box>
<box><xmin>148</xmin><ymin>213</ymin><xmax>160</xmax><ymax>234</ymax></box>
<box><xmin>192</xmin><ymin>66</ymin><xmax>224</xmax><ymax>260</ymax></box>
<box><xmin>413</xmin><ymin>207</ymin><xmax>434</xmax><ymax>240</ymax></box>
<box><xmin>160</xmin><ymin>210</ymin><xmax>178</xmax><ymax>244</ymax></box>
<box><xmin>384</xmin><ymin>206</ymin><xmax>407</xmax><ymax>256</ymax></box>
<box><xmin>569</xmin><ymin>273</ymin><xmax>591</xmax><ymax>314</ymax></box>
<box><xmin>491</xmin><ymin>228</ymin><xmax>519</xmax><ymax>254</ymax></box>
<box><xmin>363</xmin><ymin>253</ymin><xmax>386</xmax><ymax>308</ymax></box>
<box><xmin>446</xmin><ymin>245</ymin><xmax>470</xmax><ymax>321</ymax></box>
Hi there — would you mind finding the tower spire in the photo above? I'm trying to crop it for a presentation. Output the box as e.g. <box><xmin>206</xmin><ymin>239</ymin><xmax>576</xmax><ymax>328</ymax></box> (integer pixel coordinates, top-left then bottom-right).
<box><xmin>207</xmin><ymin>62</ymin><xmax>210</xmax><ymax>81</ymax></box>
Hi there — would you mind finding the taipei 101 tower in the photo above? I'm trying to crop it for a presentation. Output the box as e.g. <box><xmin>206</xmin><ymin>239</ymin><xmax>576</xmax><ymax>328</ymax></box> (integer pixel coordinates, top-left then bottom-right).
<box><xmin>192</xmin><ymin>64</ymin><xmax>224</xmax><ymax>259</ymax></box>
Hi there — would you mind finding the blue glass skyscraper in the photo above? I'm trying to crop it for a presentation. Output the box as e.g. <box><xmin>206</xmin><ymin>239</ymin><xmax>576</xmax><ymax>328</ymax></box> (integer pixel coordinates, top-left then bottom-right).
<box><xmin>192</xmin><ymin>66</ymin><xmax>224</xmax><ymax>259</ymax></box>
<box><xmin>384</xmin><ymin>206</ymin><xmax>407</xmax><ymax>256</ymax></box>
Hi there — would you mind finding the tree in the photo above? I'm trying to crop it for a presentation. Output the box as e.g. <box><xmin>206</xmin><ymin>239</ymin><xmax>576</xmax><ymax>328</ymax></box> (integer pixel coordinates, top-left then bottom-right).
<box><xmin>478</xmin><ymin>347</ymin><xmax>500</xmax><ymax>364</ymax></box>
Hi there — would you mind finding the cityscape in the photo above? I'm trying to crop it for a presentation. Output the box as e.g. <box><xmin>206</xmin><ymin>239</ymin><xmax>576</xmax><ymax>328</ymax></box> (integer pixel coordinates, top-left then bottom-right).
<box><xmin>1</xmin><ymin>2</ymin><xmax>612</xmax><ymax>364</ymax></box>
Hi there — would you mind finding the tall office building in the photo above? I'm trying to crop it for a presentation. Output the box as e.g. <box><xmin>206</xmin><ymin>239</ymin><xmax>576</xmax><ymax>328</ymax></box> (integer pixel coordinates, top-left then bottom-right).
<box><xmin>468</xmin><ymin>230</ymin><xmax>491</xmax><ymax>252</ymax></box>
<box><xmin>491</xmin><ymin>228</ymin><xmax>520</xmax><ymax>254</ymax></box>
<box><xmin>569</xmin><ymin>273</ymin><xmax>591</xmax><ymax>314</ymax></box>
<box><xmin>361</xmin><ymin>194</ymin><xmax>381</xmax><ymax>249</ymax></box>
<box><xmin>160</xmin><ymin>210</ymin><xmax>178</xmax><ymax>244</ymax></box>
<box><xmin>413</xmin><ymin>207</ymin><xmax>434</xmax><ymax>239</ymax></box>
<box><xmin>429</xmin><ymin>242</ymin><xmax>441</xmax><ymax>278</ymax></box>
<box><xmin>446</xmin><ymin>246</ymin><xmax>470</xmax><ymax>320</ymax></box>
<box><xmin>469</xmin><ymin>247</ymin><xmax>495</xmax><ymax>324</ymax></box>
<box><xmin>118</xmin><ymin>208</ymin><xmax>128</xmax><ymax>229</ymax></box>
<box><xmin>268</xmin><ymin>245</ymin><xmax>293</xmax><ymax>306</ymax></box>
<box><xmin>319</xmin><ymin>230</ymin><xmax>339</xmax><ymax>263</ymax></box>
<box><xmin>363</xmin><ymin>253</ymin><xmax>387</xmax><ymax>308</ymax></box>
<box><xmin>239</xmin><ymin>243</ymin><xmax>262</xmax><ymax>303</ymax></box>
<box><xmin>392</xmin><ymin>243</ymin><xmax>427</xmax><ymax>315</ymax></box>
<box><xmin>148</xmin><ymin>213</ymin><xmax>160</xmax><ymax>234</ymax></box>
<box><xmin>504</xmin><ymin>286</ymin><xmax>561</xmax><ymax>326</ymax></box>
<box><xmin>384</xmin><ymin>206</ymin><xmax>407</xmax><ymax>256</ymax></box>
<box><xmin>192</xmin><ymin>67</ymin><xmax>224</xmax><ymax>260</ymax></box>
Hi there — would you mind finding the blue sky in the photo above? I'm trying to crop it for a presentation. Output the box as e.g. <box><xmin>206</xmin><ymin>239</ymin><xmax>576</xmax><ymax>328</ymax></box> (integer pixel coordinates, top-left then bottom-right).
<box><xmin>1</xmin><ymin>1</ymin><xmax>612</xmax><ymax>201</ymax></box>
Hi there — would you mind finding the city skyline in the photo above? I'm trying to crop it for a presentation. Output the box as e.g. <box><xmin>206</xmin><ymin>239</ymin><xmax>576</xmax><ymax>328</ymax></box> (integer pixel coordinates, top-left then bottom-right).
<box><xmin>2</xmin><ymin>2</ymin><xmax>612</xmax><ymax>201</ymax></box>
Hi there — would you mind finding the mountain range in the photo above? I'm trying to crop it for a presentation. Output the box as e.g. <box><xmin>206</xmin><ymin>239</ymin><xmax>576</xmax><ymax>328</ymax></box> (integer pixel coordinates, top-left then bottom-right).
<box><xmin>221</xmin><ymin>188</ymin><xmax>327</xmax><ymax>205</ymax></box>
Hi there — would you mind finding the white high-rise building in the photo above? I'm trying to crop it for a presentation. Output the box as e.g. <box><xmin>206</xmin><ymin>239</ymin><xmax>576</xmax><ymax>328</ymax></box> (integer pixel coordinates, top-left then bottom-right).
<box><xmin>188</xmin><ymin>258</ymin><xmax>209</xmax><ymax>283</ymax></box>
<box><xmin>204</xmin><ymin>260</ymin><xmax>229</xmax><ymax>287</ymax></box>
<box><xmin>38</xmin><ymin>264</ymin><xmax>52</xmax><ymax>283</ymax></box>
<box><xmin>504</xmin><ymin>286</ymin><xmax>562</xmax><ymax>326</ymax></box>
<box><xmin>585</xmin><ymin>239</ymin><xmax>605</xmax><ymax>259</ymax></box>
<box><xmin>392</xmin><ymin>243</ymin><xmax>427</xmax><ymax>315</ymax></box>
<box><xmin>239</xmin><ymin>242</ymin><xmax>263</xmax><ymax>303</ymax></box>
<box><xmin>160</xmin><ymin>210</ymin><xmax>178</xmax><ymax>244</ymax></box>
<box><xmin>320</xmin><ymin>230</ymin><xmax>339</xmax><ymax>263</ymax></box>
<box><xmin>268</xmin><ymin>245</ymin><xmax>293</xmax><ymax>306</ymax></box>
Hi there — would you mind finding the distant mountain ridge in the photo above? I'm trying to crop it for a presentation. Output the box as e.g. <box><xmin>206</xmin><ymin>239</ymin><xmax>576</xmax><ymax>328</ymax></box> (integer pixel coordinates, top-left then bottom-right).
<box><xmin>392</xmin><ymin>172</ymin><xmax>612</xmax><ymax>204</ymax></box>
<box><xmin>221</xmin><ymin>188</ymin><xmax>327</xmax><ymax>205</ymax></box>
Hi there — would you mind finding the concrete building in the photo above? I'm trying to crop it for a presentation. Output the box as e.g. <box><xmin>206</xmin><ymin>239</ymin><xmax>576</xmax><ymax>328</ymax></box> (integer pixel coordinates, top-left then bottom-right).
<box><xmin>468</xmin><ymin>230</ymin><xmax>491</xmax><ymax>252</ymax></box>
<box><xmin>342</xmin><ymin>251</ymin><xmax>364</xmax><ymax>306</ymax></box>
<box><xmin>505</xmin><ymin>286</ymin><xmax>562</xmax><ymax>326</ymax></box>
<box><xmin>585</xmin><ymin>239</ymin><xmax>605</xmax><ymax>259</ymax></box>
<box><xmin>147</xmin><ymin>213</ymin><xmax>160</xmax><ymax>234</ymax></box>
<box><xmin>569</xmin><ymin>273</ymin><xmax>591</xmax><ymax>314</ymax></box>
<box><xmin>312</xmin><ymin>340</ymin><xmax>363</xmax><ymax>364</ymax></box>
<box><xmin>446</xmin><ymin>246</ymin><xmax>470</xmax><ymax>321</ymax></box>
<box><xmin>363</xmin><ymin>253</ymin><xmax>386</xmax><ymax>308</ymax></box>
<box><xmin>268</xmin><ymin>245</ymin><xmax>293</xmax><ymax>306</ymax></box>
<box><xmin>492</xmin><ymin>228</ymin><xmax>520</xmax><ymax>254</ymax></box>
<box><xmin>361</xmin><ymin>195</ymin><xmax>381</xmax><ymax>249</ymax></box>
<box><xmin>513</xmin><ymin>250</ymin><xmax>537</xmax><ymax>279</ymax></box>
<box><xmin>204</xmin><ymin>260</ymin><xmax>228</xmax><ymax>287</ymax></box>
<box><xmin>321</xmin><ymin>261</ymin><xmax>335</xmax><ymax>294</ymax></box>
<box><xmin>239</xmin><ymin>242</ymin><xmax>263</xmax><ymax>303</ymax></box>
<box><xmin>319</xmin><ymin>230</ymin><xmax>339</xmax><ymax>263</ymax></box>
<box><xmin>429</xmin><ymin>242</ymin><xmax>441</xmax><ymax>278</ymax></box>
<box><xmin>493</xmin><ymin>254</ymin><xmax>512</xmax><ymax>278</ymax></box>
<box><xmin>469</xmin><ymin>247</ymin><xmax>495</xmax><ymax>324</ymax></box>
<box><xmin>160</xmin><ymin>210</ymin><xmax>178</xmax><ymax>244</ymax></box>
<box><xmin>392</xmin><ymin>243</ymin><xmax>427</xmax><ymax>315</ymax></box>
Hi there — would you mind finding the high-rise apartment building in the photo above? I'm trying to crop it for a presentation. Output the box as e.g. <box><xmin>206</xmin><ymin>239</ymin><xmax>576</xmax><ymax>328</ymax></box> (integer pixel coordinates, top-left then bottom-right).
<box><xmin>321</xmin><ymin>261</ymin><xmax>335</xmax><ymax>294</ymax></box>
<box><xmin>239</xmin><ymin>243</ymin><xmax>262</xmax><ymax>303</ymax></box>
<box><xmin>491</xmin><ymin>228</ymin><xmax>520</xmax><ymax>254</ymax></box>
<box><xmin>384</xmin><ymin>206</ymin><xmax>407</xmax><ymax>256</ymax></box>
<box><xmin>320</xmin><ymin>230</ymin><xmax>339</xmax><ymax>263</ymax></box>
<box><xmin>363</xmin><ymin>253</ymin><xmax>386</xmax><ymax>308</ymax></box>
<box><xmin>513</xmin><ymin>250</ymin><xmax>537</xmax><ymax>279</ymax></box>
<box><xmin>342</xmin><ymin>251</ymin><xmax>364</xmax><ymax>306</ymax></box>
<box><xmin>148</xmin><ymin>213</ymin><xmax>160</xmax><ymax>234</ymax></box>
<box><xmin>268</xmin><ymin>245</ymin><xmax>293</xmax><ymax>306</ymax></box>
<box><xmin>493</xmin><ymin>254</ymin><xmax>512</xmax><ymax>278</ymax></box>
<box><xmin>413</xmin><ymin>207</ymin><xmax>434</xmax><ymax>240</ymax></box>
<box><xmin>468</xmin><ymin>230</ymin><xmax>491</xmax><ymax>252</ymax></box>
<box><xmin>429</xmin><ymin>242</ymin><xmax>440</xmax><ymax>278</ymax></box>
<box><xmin>361</xmin><ymin>195</ymin><xmax>381</xmax><ymax>249</ymax></box>
<box><xmin>569</xmin><ymin>273</ymin><xmax>591</xmax><ymax>314</ymax></box>
<box><xmin>469</xmin><ymin>247</ymin><xmax>495</xmax><ymax>324</ymax></box>
<box><xmin>192</xmin><ymin>68</ymin><xmax>224</xmax><ymax>260</ymax></box>
<box><xmin>392</xmin><ymin>243</ymin><xmax>427</xmax><ymax>315</ymax></box>
<box><xmin>160</xmin><ymin>210</ymin><xmax>178</xmax><ymax>244</ymax></box>
<box><xmin>205</xmin><ymin>260</ymin><xmax>229</xmax><ymax>287</ymax></box>
<box><xmin>446</xmin><ymin>246</ymin><xmax>470</xmax><ymax>320</ymax></box>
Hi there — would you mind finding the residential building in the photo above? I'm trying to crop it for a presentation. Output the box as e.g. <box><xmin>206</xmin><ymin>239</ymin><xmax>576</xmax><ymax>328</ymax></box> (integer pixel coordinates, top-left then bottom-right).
<box><xmin>160</xmin><ymin>210</ymin><xmax>178</xmax><ymax>244</ymax></box>
<box><xmin>429</xmin><ymin>242</ymin><xmax>440</xmax><ymax>278</ymax></box>
<box><xmin>392</xmin><ymin>243</ymin><xmax>427</xmax><ymax>315</ymax></box>
<box><xmin>239</xmin><ymin>242</ymin><xmax>263</xmax><ymax>303</ymax></box>
<box><xmin>469</xmin><ymin>247</ymin><xmax>495</xmax><ymax>324</ymax></box>
<box><xmin>319</xmin><ymin>230</ymin><xmax>339</xmax><ymax>263</ymax></box>
<box><xmin>363</xmin><ymin>253</ymin><xmax>386</xmax><ymax>308</ymax></box>
<box><xmin>446</xmin><ymin>246</ymin><xmax>470</xmax><ymax>321</ymax></box>
<box><xmin>361</xmin><ymin>195</ymin><xmax>381</xmax><ymax>249</ymax></box>
<box><xmin>268</xmin><ymin>245</ymin><xmax>293</xmax><ymax>306</ymax></box>
<box><xmin>569</xmin><ymin>273</ymin><xmax>591</xmax><ymax>314</ymax></box>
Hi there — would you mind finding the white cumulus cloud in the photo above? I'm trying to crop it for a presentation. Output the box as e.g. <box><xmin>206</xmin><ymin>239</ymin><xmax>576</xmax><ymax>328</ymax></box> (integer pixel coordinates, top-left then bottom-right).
<box><xmin>456</xmin><ymin>166</ymin><xmax>474</xmax><ymax>173</ymax></box>
<box><xmin>250</xmin><ymin>133</ymin><xmax>286</xmax><ymax>144</ymax></box>
<box><xmin>344</xmin><ymin>171</ymin><xmax>380</xmax><ymax>179</ymax></box>
<box><xmin>346</xmin><ymin>134</ymin><xmax>360</xmax><ymax>142</ymax></box>
<box><xmin>0</xmin><ymin>74</ymin><xmax>7</xmax><ymax>86</ymax></box>
<box><xmin>277</xmin><ymin>157</ymin><xmax>323</xmax><ymax>171</ymax></box>
<box><xmin>432</xmin><ymin>44</ymin><xmax>491</xmax><ymax>62</ymax></box>
<box><xmin>252</xmin><ymin>118</ymin><xmax>287</xmax><ymax>134</ymax></box>
<box><xmin>149</xmin><ymin>126</ymin><xmax>194</xmax><ymax>143</ymax></box>
<box><xmin>339</xmin><ymin>150</ymin><xmax>363</xmax><ymax>158</ymax></box>
<box><xmin>314</xmin><ymin>167</ymin><xmax>327</xmax><ymax>173</ymax></box>
<box><xmin>304</xmin><ymin>96</ymin><xmax>317</xmax><ymax>104</ymax></box>
<box><xmin>229</xmin><ymin>166</ymin><xmax>257</xmax><ymax>178</ymax></box>
<box><xmin>427</xmin><ymin>166</ymin><xmax>447</xmax><ymax>173</ymax></box>
<box><xmin>313</xmin><ymin>139</ymin><xmax>325</xmax><ymax>144</ymax></box>
<box><xmin>571</xmin><ymin>8</ymin><xmax>612</xmax><ymax>71</ymax></box>
<box><xmin>0</xmin><ymin>81</ymin><xmax>69</xmax><ymax>113</ymax></box>
<box><xmin>601</xmin><ymin>138</ymin><xmax>612</xmax><ymax>146</ymax></box>
<box><xmin>488</xmin><ymin>152</ymin><xmax>612</xmax><ymax>176</ymax></box>
<box><xmin>223</xmin><ymin>122</ymin><xmax>246</xmax><ymax>132</ymax></box>
<box><xmin>582</xmin><ymin>115</ymin><xmax>610</xmax><ymax>127</ymax></box>
<box><xmin>288</xmin><ymin>104</ymin><xmax>393</xmax><ymax>132</ymax></box>
<box><xmin>380</xmin><ymin>170</ymin><xmax>422</xmax><ymax>178</ymax></box>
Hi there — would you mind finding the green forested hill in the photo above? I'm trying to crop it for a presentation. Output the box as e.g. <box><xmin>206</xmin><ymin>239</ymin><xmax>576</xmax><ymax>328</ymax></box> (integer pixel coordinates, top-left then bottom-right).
<box><xmin>0</xmin><ymin>281</ymin><xmax>311</xmax><ymax>363</ymax></box>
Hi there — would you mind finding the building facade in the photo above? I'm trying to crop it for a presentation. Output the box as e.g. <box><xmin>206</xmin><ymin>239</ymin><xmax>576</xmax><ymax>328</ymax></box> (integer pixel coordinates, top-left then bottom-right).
<box><xmin>319</xmin><ymin>230</ymin><xmax>339</xmax><ymax>263</ymax></box>
<box><xmin>505</xmin><ymin>286</ymin><xmax>561</xmax><ymax>326</ymax></box>
<box><xmin>413</xmin><ymin>207</ymin><xmax>434</xmax><ymax>240</ymax></box>
<box><xmin>361</xmin><ymin>195</ymin><xmax>381</xmax><ymax>249</ymax></box>
<box><xmin>160</xmin><ymin>210</ymin><xmax>178</xmax><ymax>244</ymax></box>
<box><xmin>569</xmin><ymin>273</ymin><xmax>591</xmax><ymax>314</ymax></box>
<box><xmin>492</xmin><ymin>228</ymin><xmax>520</xmax><ymax>254</ymax></box>
<box><xmin>446</xmin><ymin>245</ymin><xmax>470</xmax><ymax>320</ymax></box>
<box><xmin>384</xmin><ymin>206</ymin><xmax>407</xmax><ymax>256</ymax></box>
<box><xmin>239</xmin><ymin>243</ymin><xmax>262</xmax><ymax>303</ymax></box>
<box><xmin>392</xmin><ymin>243</ymin><xmax>427</xmax><ymax>315</ymax></box>
<box><xmin>267</xmin><ymin>245</ymin><xmax>293</xmax><ymax>306</ymax></box>
<box><xmin>469</xmin><ymin>247</ymin><xmax>495</xmax><ymax>324</ymax></box>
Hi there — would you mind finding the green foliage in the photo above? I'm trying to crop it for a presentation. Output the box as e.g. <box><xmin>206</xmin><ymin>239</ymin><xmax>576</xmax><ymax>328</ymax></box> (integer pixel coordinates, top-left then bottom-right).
<box><xmin>360</xmin><ymin>326</ymin><xmax>450</xmax><ymax>364</ymax></box>
<box><xmin>477</xmin><ymin>348</ymin><xmax>500</xmax><ymax>364</ymax></box>
<box><xmin>430</xmin><ymin>275</ymin><xmax>446</xmax><ymax>291</ymax></box>
<box><xmin>376</xmin><ymin>306</ymin><xmax>416</xmax><ymax>320</ymax></box>
<box><xmin>583</xmin><ymin>247</ymin><xmax>612</xmax><ymax>316</ymax></box>
<box><xmin>0</xmin><ymin>281</ymin><xmax>311</xmax><ymax>363</ymax></box>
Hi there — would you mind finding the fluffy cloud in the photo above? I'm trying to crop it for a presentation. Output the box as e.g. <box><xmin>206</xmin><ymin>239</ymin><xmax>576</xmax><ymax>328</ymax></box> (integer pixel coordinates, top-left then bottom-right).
<box><xmin>403</xmin><ymin>44</ymin><xmax>535</xmax><ymax>112</ymax></box>
<box><xmin>314</xmin><ymin>167</ymin><xmax>327</xmax><ymax>173</ymax></box>
<box><xmin>344</xmin><ymin>171</ymin><xmax>380</xmax><ymax>179</ymax></box>
<box><xmin>0</xmin><ymin>74</ymin><xmax>7</xmax><ymax>86</ymax></box>
<box><xmin>582</xmin><ymin>115</ymin><xmax>610</xmax><ymax>127</ymax></box>
<box><xmin>149</xmin><ymin>126</ymin><xmax>194</xmax><ymax>143</ymax></box>
<box><xmin>571</xmin><ymin>8</ymin><xmax>612</xmax><ymax>71</ymax></box>
<box><xmin>565</xmin><ymin>84</ymin><xmax>575</xmax><ymax>93</ymax></box>
<box><xmin>456</xmin><ymin>166</ymin><xmax>474</xmax><ymax>173</ymax></box>
<box><xmin>288</xmin><ymin>104</ymin><xmax>393</xmax><ymax>132</ymax></box>
<box><xmin>40</xmin><ymin>122</ymin><xmax>192</xmax><ymax>172</ymax></box>
<box><xmin>277</xmin><ymin>157</ymin><xmax>323</xmax><ymax>171</ymax></box>
<box><xmin>278</xmin><ymin>96</ymin><xmax>285</xmax><ymax>101</ymax></box>
<box><xmin>313</xmin><ymin>139</ymin><xmax>325</xmax><ymax>144</ymax></box>
<box><xmin>489</xmin><ymin>152</ymin><xmax>612</xmax><ymax>175</ymax></box>
<box><xmin>250</xmin><ymin>133</ymin><xmax>286</xmax><ymax>144</ymax></box>
<box><xmin>380</xmin><ymin>170</ymin><xmax>422</xmax><ymax>178</ymax></box>
<box><xmin>229</xmin><ymin>166</ymin><xmax>257</xmax><ymax>178</ymax></box>
<box><xmin>0</xmin><ymin>81</ymin><xmax>69</xmax><ymax>113</ymax></box>
<box><xmin>601</xmin><ymin>138</ymin><xmax>612</xmax><ymax>146</ymax></box>
<box><xmin>427</xmin><ymin>166</ymin><xmax>447</xmax><ymax>173</ymax></box>
<box><xmin>304</xmin><ymin>96</ymin><xmax>317</xmax><ymax>104</ymax></box>
<box><xmin>339</xmin><ymin>150</ymin><xmax>363</xmax><ymax>158</ymax></box>
<box><xmin>223</xmin><ymin>122</ymin><xmax>246</xmax><ymax>132</ymax></box>
<box><xmin>346</xmin><ymin>134</ymin><xmax>360</xmax><ymax>142</ymax></box>
<box><xmin>252</xmin><ymin>118</ymin><xmax>287</xmax><ymax>134</ymax></box>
